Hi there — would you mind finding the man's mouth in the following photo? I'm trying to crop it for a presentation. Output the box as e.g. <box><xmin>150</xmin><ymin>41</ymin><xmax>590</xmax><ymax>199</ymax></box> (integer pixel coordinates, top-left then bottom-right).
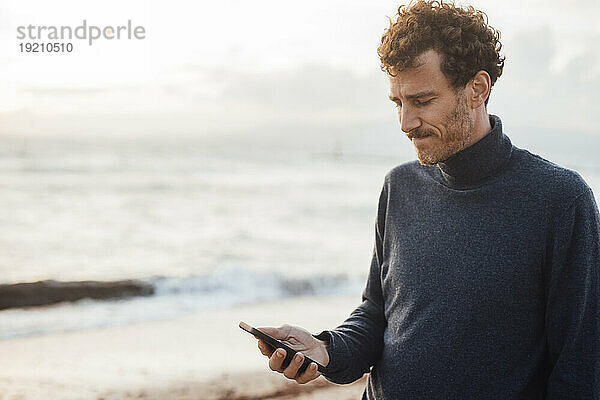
<box><xmin>408</xmin><ymin>132</ymin><xmax>434</xmax><ymax>140</ymax></box>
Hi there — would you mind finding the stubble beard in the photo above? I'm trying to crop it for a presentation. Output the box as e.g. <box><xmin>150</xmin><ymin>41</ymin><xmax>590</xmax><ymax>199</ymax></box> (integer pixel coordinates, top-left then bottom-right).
<box><xmin>414</xmin><ymin>94</ymin><xmax>475</xmax><ymax>166</ymax></box>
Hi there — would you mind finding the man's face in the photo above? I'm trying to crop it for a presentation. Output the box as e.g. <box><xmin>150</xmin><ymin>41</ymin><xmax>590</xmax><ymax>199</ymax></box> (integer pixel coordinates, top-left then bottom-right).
<box><xmin>388</xmin><ymin>49</ymin><xmax>475</xmax><ymax>166</ymax></box>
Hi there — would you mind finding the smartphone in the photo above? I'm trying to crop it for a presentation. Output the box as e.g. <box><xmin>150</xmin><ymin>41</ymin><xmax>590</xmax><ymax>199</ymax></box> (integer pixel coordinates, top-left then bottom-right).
<box><xmin>239</xmin><ymin>321</ymin><xmax>325</xmax><ymax>374</ymax></box>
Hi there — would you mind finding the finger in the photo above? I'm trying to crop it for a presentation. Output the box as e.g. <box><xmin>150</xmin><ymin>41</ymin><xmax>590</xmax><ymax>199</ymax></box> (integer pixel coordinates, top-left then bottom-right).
<box><xmin>296</xmin><ymin>362</ymin><xmax>320</xmax><ymax>384</ymax></box>
<box><xmin>268</xmin><ymin>348</ymin><xmax>286</xmax><ymax>372</ymax></box>
<box><xmin>257</xmin><ymin>340</ymin><xmax>274</xmax><ymax>357</ymax></box>
<box><xmin>282</xmin><ymin>352</ymin><xmax>303</xmax><ymax>379</ymax></box>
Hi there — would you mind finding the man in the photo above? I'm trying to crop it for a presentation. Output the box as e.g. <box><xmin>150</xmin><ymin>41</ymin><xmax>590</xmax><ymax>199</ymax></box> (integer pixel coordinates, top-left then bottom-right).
<box><xmin>256</xmin><ymin>1</ymin><xmax>600</xmax><ymax>398</ymax></box>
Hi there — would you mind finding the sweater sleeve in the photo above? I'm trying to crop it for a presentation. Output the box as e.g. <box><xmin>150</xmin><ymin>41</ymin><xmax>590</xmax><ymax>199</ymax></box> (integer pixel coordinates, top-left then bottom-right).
<box><xmin>545</xmin><ymin>185</ymin><xmax>600</xmax><ymax>399</ymax></box>
<box><xmin>314</xmin><ymin>179</ymin><xmax>388</xmax><ymax>384</ymax></box>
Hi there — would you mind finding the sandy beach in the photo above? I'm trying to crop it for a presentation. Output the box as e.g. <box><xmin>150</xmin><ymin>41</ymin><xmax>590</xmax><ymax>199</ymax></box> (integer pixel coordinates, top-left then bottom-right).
<box><xmin>0</xmin><ymin>295</ymin><xmax>368</xmax><ymax>399</ymax></box>
<box><xmin>139</xmin><ymin>372</ymin><xmax>367</xmax><ymax>400</ymax></box>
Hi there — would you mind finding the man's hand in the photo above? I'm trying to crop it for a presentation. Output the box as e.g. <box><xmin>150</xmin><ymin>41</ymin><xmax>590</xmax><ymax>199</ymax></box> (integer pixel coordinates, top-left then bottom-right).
<box><xmin>256</xmin><ymin>324</ymin><xmax>330</xmax><ymax>384</ymax></box>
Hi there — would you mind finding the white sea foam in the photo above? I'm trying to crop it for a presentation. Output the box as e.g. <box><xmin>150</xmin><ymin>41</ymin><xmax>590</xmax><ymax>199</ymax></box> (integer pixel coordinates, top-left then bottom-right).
<box><xmin>0</xmin><ymin>264</ymin><xmax>365</xmax><ymax>339</ymax></box>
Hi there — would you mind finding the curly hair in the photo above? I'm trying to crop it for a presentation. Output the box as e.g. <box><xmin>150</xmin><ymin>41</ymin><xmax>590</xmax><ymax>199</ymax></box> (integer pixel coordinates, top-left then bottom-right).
<box><xmin>378</xmin><ymin>0</ymin><xmax>504</xmax><ymax>103</ymax></box>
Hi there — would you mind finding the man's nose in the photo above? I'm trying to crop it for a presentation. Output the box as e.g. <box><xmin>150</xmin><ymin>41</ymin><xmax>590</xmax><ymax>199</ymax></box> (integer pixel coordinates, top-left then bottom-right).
<box><xmin>400</xmin><ymin>107</ymin><xmax>421</xmax><ymax>133</ymax></box>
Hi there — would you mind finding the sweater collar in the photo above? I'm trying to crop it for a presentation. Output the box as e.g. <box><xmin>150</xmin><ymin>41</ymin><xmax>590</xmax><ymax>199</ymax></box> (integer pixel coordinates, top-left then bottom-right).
<box><xmin>435</xmin><ymin>115</ymin><xmax>513</xmax><ymax>189</ymax></box>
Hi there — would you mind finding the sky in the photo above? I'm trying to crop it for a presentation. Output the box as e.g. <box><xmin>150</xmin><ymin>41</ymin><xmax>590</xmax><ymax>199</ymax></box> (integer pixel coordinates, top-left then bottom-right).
<box><xmin>0</xmin><ymin>0</ymin><xmax>599</xmax><ymax>150</ymax></box>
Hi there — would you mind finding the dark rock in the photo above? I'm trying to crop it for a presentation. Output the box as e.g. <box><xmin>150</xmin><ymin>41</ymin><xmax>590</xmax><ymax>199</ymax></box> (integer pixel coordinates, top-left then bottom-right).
<box><xmin>0</xmin><ymin>279</ymin><xmax>155</xmax><ymax>310</ymax></box>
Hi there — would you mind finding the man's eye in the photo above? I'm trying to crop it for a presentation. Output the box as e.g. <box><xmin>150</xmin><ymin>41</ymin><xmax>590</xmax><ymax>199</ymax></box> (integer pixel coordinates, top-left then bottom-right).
<box><xmin>416</xmin><ymin>99</ymin><xmax>432</xmax><ymax>106</ymax></box>
<box><xmin>394</xmin><ymin>102</ymin><xmax>402</xmax><ymax>109</ymax></box>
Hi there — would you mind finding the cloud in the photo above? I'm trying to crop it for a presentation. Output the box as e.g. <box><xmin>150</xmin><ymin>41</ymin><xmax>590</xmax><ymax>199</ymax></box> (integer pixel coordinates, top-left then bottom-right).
<box><xmin>22</xmin><ymin>87</ymin><xmax>112</xmax><ymax>96</ymax></box>
<box><xmin>0</xmin><ymin>62</ymin><xmax>413</xmax><ymax>159</ymax></box>
<box><xmin>2</xmin><ymin>63</ymin><xmax>392</xmax><ymax>135</ymax></box>
<box><xmin>217</xmin><ymin>63</ymin><xmax>391</xmax><ymax>125</ymax></box>
<box><xmin>491</xmin><ymin>26</ymin><xmax>600</xmax><ymax>135</ymax></box>
<box><xmin>3</xmin><ymin>20</ymin><xmax>598</xmax><ymax>166</ymax></box>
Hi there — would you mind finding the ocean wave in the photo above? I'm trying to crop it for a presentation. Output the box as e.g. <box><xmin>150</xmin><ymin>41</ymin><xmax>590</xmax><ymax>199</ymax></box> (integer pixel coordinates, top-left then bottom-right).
<box><xmin>152</xmin><ymin>265</ymin><xmax>359</xmax><ymax>299</ymax></box>
<box><xmin>0</xmin><ymin>265</ymin><xmax>364</xmax><ymax>339</ymax></box>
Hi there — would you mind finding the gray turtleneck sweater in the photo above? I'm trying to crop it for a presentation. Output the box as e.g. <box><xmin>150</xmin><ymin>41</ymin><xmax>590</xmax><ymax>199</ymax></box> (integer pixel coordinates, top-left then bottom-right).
<box><xmin>316</xmin><ymin>115</ymin><xmax>600</xmax><ymax>399</ymax></box>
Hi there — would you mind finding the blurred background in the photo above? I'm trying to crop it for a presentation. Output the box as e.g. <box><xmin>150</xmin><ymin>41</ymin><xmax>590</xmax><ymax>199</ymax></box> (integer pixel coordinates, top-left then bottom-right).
<box><xmin>0</xmin><ymin>0</ymin><xmax>599</xmax><ymax>398</ymax></box>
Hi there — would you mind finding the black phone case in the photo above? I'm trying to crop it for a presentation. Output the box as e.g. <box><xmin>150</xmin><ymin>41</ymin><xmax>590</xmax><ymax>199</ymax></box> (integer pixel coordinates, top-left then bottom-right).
<box><xmin>239</xmin><ymin>322</ymin><xmax>325</xmax><ymax>374</ymax></box>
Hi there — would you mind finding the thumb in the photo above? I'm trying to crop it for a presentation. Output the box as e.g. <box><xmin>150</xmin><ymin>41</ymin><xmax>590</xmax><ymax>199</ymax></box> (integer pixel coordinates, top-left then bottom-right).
<box><xmin>256</xmin><ymin>325</ymin><xmax>290</xmax><ymax>340</ymax></box>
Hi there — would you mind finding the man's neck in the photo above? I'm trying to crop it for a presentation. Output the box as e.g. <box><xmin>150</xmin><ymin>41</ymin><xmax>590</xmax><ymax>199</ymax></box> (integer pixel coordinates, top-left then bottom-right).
<box><xmin>470</xmin><ymin>111</ymin><xmax>492</xmax><ymax>145</ymax></box>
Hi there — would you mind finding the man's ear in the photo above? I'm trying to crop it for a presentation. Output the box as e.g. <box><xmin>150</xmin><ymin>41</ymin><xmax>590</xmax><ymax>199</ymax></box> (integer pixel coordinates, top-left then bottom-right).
<box><xmin>468</xmin><ymin>70</ymin><xmax>491</xmax><ymax>109</ymax></box>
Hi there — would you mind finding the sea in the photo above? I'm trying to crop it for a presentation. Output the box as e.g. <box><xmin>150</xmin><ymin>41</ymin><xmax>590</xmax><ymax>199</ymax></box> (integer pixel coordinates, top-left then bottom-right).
<box><xmin>0</xmin><ymin>130</ymin><xmax>598</xmax><ymax>340</ymax></box>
